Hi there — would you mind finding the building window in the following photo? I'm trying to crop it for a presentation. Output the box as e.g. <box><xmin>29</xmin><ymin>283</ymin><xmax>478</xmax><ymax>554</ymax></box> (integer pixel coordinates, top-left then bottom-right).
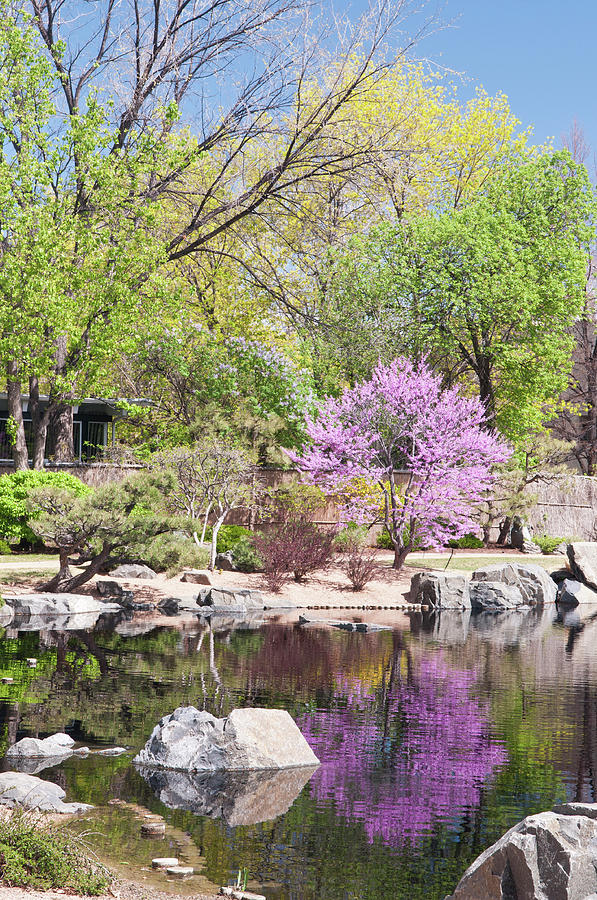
<box><xmin>82</xmin><ymin>421</ymin><xmax>108</xmax><ymax>461</ymax></box>
<box><xmin>0</xmin><ymin>418</ymin><xmax>34</xmax><ymax>461</ymax></box>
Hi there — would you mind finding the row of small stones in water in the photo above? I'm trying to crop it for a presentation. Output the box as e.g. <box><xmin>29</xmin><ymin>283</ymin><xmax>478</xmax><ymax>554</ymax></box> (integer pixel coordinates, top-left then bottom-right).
<box><xmin>300</xmin><ymin>603</ymin><xmax>425</xmax><ymax>611</ymax></box>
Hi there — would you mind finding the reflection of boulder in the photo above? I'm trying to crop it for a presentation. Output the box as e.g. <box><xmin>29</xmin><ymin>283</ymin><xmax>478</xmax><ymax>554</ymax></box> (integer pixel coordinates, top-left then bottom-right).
<box><xmin>447</xmin><ymin>807</ymin><xmax>597</xmax><ymax>900</ymax></box>
<box><xmin>137</xmin><ymin>765</ymin><xmax>317</xmax><ymax>825</ymax></box>
<box><xmin>3</xmin><ymin>593</ymin><xmax>119</xmax><ymax>617</ymax></box>
<box><xmin>134</xmin><ymin>706</ymin><xmax>320</xmax><ymax>771</ymax></box>
<box><xmin>10</xmin><ymin>611</ymin><xmax>105</xmax><ymax>632</ymax></box>
<box><xmin>420</xmin><ymin>610</ymin><xmax>471</xmax><ymax>644</ymax></box>
<box><xmin>470</xmin><ymin>604</ymin><xmax>555</xmax><ymax>648</ymax></box>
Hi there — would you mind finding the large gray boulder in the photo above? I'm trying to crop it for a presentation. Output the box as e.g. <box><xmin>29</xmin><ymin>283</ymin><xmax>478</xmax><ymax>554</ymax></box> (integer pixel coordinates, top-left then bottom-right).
<box><xmin>471</xmin><ymin>563</ymin><xmax>557</xmax><ymax>605</ymax></box>
<box><xmin>3</xmin><ymin>593</ymin><xmax>119</xmax><ymax>617</ymax></box>
<box><xmin>408</xmin><ymin>572</ymin><xmax>470</xmax><ymax>609</ymax></box>
<box><xmin>109</xmin><ymin>563</ymin><xmax>157</xmax><ymax>579</ymax></box>
<box><xmin>469</xmin><ymin>581</ymin><xmax>526</xmax><ymax>611</ymax></box>
<box><xmin>198</xmin><ymin>587</ymin><xmax>264</xmax><ymax>613</ymax></box>
<box><xmin>138</xmin><ymin>765</ymin><xmax>317</xmax><ymax>825</ymax></box>
<box><xmin>0</xmin><ymin>771</ymin><xmax>92</xmax><ymax>813</ymax></box>
<box><xmin>567</xmin><ymin>543</ymin><xmax>597</xmax><ymax>592</ymax></box>
<box><xmin>557</xmin><ymin>578</ymin><xmax>597</xmax><ymax>606</ymax></box>
<box><xmin>6</xmin><ymin>732</ymin><xmax>74</xmax><ymax>760</ymax></box>
<box><xmin>133</xmin><ymin>706</ymin><xmax>319</xmax><ymax>772</ymax></box>
<box><xmin>446</xmin><ymin>806</ymin><xmax>597</xmax><ymax>900</ymax></box>
<box><xmin>0</xmin><ymin>603</ymin><xmax>13</xmax><ymax>626</ymax></box>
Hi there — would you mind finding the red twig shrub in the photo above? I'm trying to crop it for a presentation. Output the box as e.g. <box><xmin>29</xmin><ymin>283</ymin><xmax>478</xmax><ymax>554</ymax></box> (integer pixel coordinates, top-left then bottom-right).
<box><xmin>342</xmin><ymin>539</ymin><xmax>378</xmax><ymax>591</ymax></box>
<box><xmin>253</xmin><ymin>520</ymin><xmax>337</xmax><ymax>590</ymax></box>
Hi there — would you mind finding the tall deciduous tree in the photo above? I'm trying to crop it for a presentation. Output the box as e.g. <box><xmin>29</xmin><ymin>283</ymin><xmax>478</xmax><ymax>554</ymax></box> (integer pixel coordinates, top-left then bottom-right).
<box><xmin>320</xmin><ymin>151</ymin><xmax>595</xmax><ymax>445</ymax></box>
<box><xmin>291</xmin><ymin>358</ymin><xmax>509</xmax><ymax>570</ymax></box>
<box><xmin>0</xmin><ymin>0</ymin><xmax>435</xmax><ymax>463</ymax></box>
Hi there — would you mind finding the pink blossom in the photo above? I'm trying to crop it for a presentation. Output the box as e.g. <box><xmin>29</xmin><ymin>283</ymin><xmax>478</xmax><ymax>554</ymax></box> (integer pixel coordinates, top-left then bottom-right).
<box><xmin>290</xmin><ymin>358</ymin><xmax>510</xmax><ymax>554</ymax></box>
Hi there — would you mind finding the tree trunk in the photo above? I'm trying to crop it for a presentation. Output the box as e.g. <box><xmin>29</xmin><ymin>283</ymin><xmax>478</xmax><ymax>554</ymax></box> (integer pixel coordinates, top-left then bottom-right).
<box><xmin>209</xmin><ymin>515</ymin><xmax>226</xmax><ymax>570</ymax></box>
<box><xmin>6</xmin><ymin>361</ymin><xmax>29</xmax><ymax>470</ymax></box>
<box><xmin>497</xmin><ymin>516</ymin><xmax>511</xmax><ymax>545</ymax></box>
<box><xmin>48</xmin><ymin>335</ymin><xmax>75</xmax><ymax>463</ymax></box>
<box><xmin>29</xmin><ymin>376</ymin><xmax>49</xmax><ymax>469</ymax></box>
<box><xmin>392</xmin><ymin>545</ymin><xmax>410</xmax><ymax>571</ymax></box>
<box><xmin>42</xmin><ymin>545</ymin><xmax>111</xmax><ymax>593</ymax></box>
<box><xmin>47</xmin><ymin>401</ymin><xmax>75</xmax><ymax>462</ymax></box>
<box><xmin>41</xmin><ymin>548</ymin><xmax>72</xmax><ymax>592</ymax></box>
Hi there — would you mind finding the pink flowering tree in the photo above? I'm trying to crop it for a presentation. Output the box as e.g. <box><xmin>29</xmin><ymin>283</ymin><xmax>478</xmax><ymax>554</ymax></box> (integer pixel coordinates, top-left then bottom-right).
<box><xmin>291</xmin><ymin>358</ymin><xmax>510</xmax><ymax>570</ymax></box>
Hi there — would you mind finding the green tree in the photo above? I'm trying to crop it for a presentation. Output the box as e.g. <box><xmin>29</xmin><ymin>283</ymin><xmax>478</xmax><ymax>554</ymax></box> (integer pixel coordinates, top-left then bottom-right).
<box><xmin>322</xmin><ymin>151</ymin><xmax>595</xmax><ymax>445</ymax></box>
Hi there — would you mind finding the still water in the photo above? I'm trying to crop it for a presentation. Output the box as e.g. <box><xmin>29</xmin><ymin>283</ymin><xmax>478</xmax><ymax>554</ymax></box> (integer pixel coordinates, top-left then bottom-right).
<box><xmin>0</xmin><ymin>603</ymin><xmax>594</xmax><ymax>899</ymax></box>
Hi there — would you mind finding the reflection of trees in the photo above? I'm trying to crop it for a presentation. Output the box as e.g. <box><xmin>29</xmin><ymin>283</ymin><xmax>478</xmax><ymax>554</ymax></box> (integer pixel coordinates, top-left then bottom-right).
<box><xmin>299</xmin><ymin>640</ymin><xmax>507</xmax><ymax>846</ymax></box>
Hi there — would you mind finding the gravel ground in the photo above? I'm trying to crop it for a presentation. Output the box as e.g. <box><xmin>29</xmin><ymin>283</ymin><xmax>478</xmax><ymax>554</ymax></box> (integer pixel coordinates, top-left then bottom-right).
<box><xmin>0</xmin><ymin>882</ymin><xmax>220</xmax><ymax>900</ymax></box>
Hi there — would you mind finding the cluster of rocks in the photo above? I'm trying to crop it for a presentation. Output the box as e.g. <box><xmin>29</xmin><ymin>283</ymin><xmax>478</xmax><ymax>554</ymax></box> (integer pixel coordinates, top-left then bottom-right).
<box><xmin>408</xmin><ymin>562</ymin><xmax>556</xmax><ymax>612</ymax></box>
<box><xmin>446</xmin><ymin>802</ymin><xmax>597</xmax><ymax>900</ymax></box>
<box><xmin>410</xmin><ymin>543</ymin><xmax>597</xmax><ymax>613</ymax></box>
<box><xmin>5</xmin><ymin>731</ymin><xmax>128</xmax><ymax>775</ymax></box>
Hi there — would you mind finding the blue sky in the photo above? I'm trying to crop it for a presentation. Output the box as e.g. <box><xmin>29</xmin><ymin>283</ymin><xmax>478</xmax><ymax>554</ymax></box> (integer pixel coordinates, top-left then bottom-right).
<box><xmin>358</xmin><ymin>0</ymin><xmax>597</xmax><ymax>157</ymax></box>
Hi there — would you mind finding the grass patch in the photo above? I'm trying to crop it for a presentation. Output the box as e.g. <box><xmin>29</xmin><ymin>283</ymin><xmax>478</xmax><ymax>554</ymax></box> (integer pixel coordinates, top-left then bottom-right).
<box><xmin>406</xmin><ymin>554</ymin><xmax>563</xmax><ymax>573</ymax></box>
<box><xmin>0</xmin><ymin>571</ymin><xmax>59</xmax><ymax>585</ymax></box>
<box><xmin>0</xmin><ymin>809</ymin><xmax>110</xmax><ymax>894</ymax></box>
<box><xmin>0</xmin><ymin>554</ymin><xmax>57</xmax><ymax>564</ymax></box>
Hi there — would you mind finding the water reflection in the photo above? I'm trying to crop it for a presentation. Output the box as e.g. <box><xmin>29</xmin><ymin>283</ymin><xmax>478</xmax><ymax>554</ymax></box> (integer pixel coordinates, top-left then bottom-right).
<box><xmin>299</xmin><ymin>645</ymin><xmax>507</xmax><ymax>845</ymax></box>
<box><xmin>137</xmin><ymin>765</ymin><xmax>318</xmax><ymax>824</ymax></box>
<box><xmin>2</xmin><ymin>608</ymin><xmax>597</xmax><ymax>898</ymax></box>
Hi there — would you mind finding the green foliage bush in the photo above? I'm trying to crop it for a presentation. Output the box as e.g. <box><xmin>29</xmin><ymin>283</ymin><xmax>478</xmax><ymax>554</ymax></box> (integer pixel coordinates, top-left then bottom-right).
<box><xmin>376</xmin><ymin>526</ymin><xmax>427</xmax><ymax>552</ymax></box>
<box><xmin>334</xmin><ymin>524</ymin><xmax>369</xmax><ymax>551</ymax></box>
<box><xmin>133</xmin><ymin>532</ymin><xmax>210</xmax><ymax>576</ymax></box>
<box><xmin>447</xmin><ymin>533</ymin><xmax>485</xmax><ymax>550</ymax></box>
<box><xmin>0</xmin><ymin>810</ymin><xmax>109</xmax><ymax>893</ymax></box>
<box><xmin>535</xmin><ymin>535</ymin><xmax>570</xmax><ymax>554</ymax></box>
<box><xmin>231</xmin><ymin>534</ymin><xmax>263</xmax><ymax>572</ymax></box>
<box><xmin>203</xmin><ymin>524</ymin><xmax>252</xmax><ymax>554</ymax></box>
<box><xmin>0</xmin><ymin>471</ymin><xmax>90</xmax><ymax>543</ymax></box>
<box><xmin>0</xmin><ymin>539</ymin><xmax>12</xmax><ymax>555</ymax></box>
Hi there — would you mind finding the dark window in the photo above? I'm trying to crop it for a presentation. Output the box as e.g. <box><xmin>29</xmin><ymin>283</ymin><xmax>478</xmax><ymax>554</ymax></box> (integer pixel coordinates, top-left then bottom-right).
<box><xmin>82</xmin><ymin>421</ymin><xmax>107</xmax><ymax>461</ymax></box>
<box><xmin>0</xmin><ymin>418</ymin><xmax>34</xmax><ymax>461</ymax></box>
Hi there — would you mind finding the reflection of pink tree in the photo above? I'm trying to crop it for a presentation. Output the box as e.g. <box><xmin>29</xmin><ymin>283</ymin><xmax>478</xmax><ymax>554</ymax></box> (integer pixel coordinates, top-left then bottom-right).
<box><xmin>300</xmin><ymin>656</ymin><xmax>507</xmax><ymax>846</ymax></box>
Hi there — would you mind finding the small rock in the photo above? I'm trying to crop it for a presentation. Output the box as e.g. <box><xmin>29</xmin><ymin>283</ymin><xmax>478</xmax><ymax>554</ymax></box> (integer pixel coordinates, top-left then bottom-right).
<box><xmin>167</xmin><ymin>866</ymin><xmax>194</xmax><ymax>878</ymax></box>
<box><xmin>152</xmin><ymin>857</ymin><xmax>179</xmax><ymax>868</ymax></box>
<box><xmin>141</xmin><ymin>821</ymin><xmax>165</xmax><ymax>835</ymax></box>
<box><xmin>1</xmin><ymin>677</ymin><xmax>14</xmax><ymax>684</ymax></box>
<box><xmin>73</xmin><ymin>747</ymin><xmax>90</xmax><ymax>755</ymax></box>
<box><xmin>181</xmin><ymin>569</ymin><xmax>211</xmax><ymax>584</ymax></box>
<box><xmin>26</xmin><ymin>658</ymin><xmax>37</xmax><ymax>667</ymax></box>
<box><xmin>157</xmin><ymin>597</ymin><xmax>180</xmax><ymax>616</ymax></box>
<box><xmin>109</xmin><ymin>564</ymin><xmax>157</xmax><ymax>580</ymax></box>
<box><xmin>95</xmin><ymin>747</ymin><xmax>128</xmax><ymax>756</ymax></box>
<box><xmin>557</xmin><ymin>578</ymin><xmax>597</xmax><ymax>605</ymax></box>
<box><xmin>215</xmin><ymin>551</ymin><xmax>236</xmax><ymax>571</ymax></box>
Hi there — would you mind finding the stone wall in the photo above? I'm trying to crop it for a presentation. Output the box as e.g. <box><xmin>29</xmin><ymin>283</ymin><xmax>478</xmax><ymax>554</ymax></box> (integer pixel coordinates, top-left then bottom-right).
<box><xmin>525</xmin><ymin>474</ymin><xmax>597</xmax><ymax>540</ymax></box>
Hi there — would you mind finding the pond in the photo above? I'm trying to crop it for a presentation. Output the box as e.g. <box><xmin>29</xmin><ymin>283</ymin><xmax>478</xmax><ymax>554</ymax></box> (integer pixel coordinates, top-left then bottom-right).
<box><xmin>0</xmin><ymin>603</ymin><xmax>595</xmax><ymax>899</ymax></box>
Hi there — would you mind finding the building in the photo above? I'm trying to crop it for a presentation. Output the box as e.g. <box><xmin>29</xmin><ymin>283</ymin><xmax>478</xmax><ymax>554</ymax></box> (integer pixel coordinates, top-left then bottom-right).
<box><xmin>0</xmin><ymin>395</ymin><xmax>151</xmax><ymax>466</ymax></box>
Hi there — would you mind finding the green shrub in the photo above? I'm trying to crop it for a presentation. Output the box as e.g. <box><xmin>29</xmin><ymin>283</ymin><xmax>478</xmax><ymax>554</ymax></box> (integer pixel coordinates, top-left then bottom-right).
<box><xmin>0</xmin><ymin>471</ymin><xmax>90</xmax><ymax>544</ymax></box>
<box><xmin>231</xmin><ymin>535</ymin><xmax>263</xmax><ymax>572</ymax></box>
<box><xmin>202</xmin><ymin>524</ymin><xmax>252</xmax><ymax>554</ymax></box>
<box><xmin>0</xmin><ymin>810</ymin><xmax>109</xmax><ymax>893</ymax></box>
<box><xmin>0</xmin><ymin>538</ymin><xmax>12</xmax><ymax>555</ymax></box>
<box><xmin>447</xmin><ymin>532</ymin><xmax>484</xmax><ymax>550</ymax></box>
<box><xmin>334</xmin><ymin>524</ymin><xmax>369</xmax><ymax>551</ymax></box>
<box><xmin>133</xmin><ymin>532</ymin><xmax>210</xmax><ymax>575</ymax></box>
<box><xmin>535</xmin><ymin>535</ymin><xmax>569</xmax><ymax>554</ymax></box>
<box><xmin>376</xmin><ymin>526</ymin><xmax>427</xmax><ymax>552</ymax></box>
